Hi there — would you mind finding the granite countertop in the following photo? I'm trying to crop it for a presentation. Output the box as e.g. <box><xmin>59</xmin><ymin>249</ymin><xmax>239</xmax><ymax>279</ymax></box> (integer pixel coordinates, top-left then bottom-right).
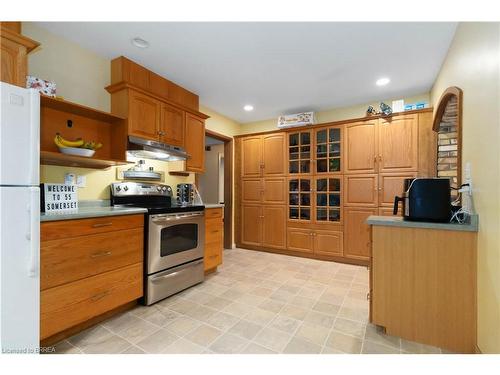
<box><xmin>204</xmin><ymin>203</ymin><xmax>225</xmax><ymax>209</ymax></box>
<box><xmin>40</xmin><ymin>200</ymin><xmax>147</xmax><ymax>222</ymax></box>
<box><xmin>366</xmin><ymin>214</ymin><xmax>479</xmax><ymax>232</ymax></box>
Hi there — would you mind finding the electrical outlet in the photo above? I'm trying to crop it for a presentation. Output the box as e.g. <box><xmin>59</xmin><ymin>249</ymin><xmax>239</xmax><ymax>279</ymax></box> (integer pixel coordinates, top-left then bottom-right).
<box><xmin>76</xmin><ymin>175</ymin><xmax>86</xmax><ymax>188</ymax></box>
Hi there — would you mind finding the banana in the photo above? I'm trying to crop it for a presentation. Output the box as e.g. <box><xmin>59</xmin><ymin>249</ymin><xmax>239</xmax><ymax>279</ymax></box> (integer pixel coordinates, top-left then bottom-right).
<box><xmin>55</xmin><ymin>133</ymin><xmax>84</xmax><ymax>148</ymax></box>
<box><xmin>54</xmin><ymin>134</ymin><xmax>69</xmax><ymax>148</ymax></box>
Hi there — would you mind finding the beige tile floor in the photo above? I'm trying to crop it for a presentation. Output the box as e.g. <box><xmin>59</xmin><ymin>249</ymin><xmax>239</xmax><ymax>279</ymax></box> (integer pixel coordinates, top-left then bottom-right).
<box><xmin>52</xmin><ymin>248</ymin><xmax>444</xmax><ymax>354</ymax></box>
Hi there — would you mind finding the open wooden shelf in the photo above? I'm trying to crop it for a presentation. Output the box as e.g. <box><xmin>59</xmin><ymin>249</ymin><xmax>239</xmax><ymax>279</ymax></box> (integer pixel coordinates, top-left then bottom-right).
<box><xmin>41</xmin><ymin>95</ymin><xmax>126</xmax><ymax>123</ymax></box>
<box><xmin>40</xmin><ymin>151</ymin><xmax>131</xmax><ymax>170</ymax></box>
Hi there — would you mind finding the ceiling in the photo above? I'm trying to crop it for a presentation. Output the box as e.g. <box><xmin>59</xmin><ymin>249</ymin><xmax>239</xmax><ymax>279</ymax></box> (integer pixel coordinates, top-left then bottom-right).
<box><xmin>35</xmin><ymin>22</ymin><xmax>457</xmax><ymax>123</ymax></box>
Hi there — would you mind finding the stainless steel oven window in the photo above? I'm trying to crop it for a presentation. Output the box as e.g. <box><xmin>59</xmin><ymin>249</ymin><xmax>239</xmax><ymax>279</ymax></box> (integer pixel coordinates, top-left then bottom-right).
<box><xmin>160</xmin><ymin>223</ymin><xmax>198</xmax><ymax>256</ymax></box>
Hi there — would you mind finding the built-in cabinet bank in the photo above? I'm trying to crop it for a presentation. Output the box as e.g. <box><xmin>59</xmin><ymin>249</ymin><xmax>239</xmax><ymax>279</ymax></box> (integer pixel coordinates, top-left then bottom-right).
<box><xmin>235</xmin><ymin>109</ymin><xmax>435</xmax><ymax>265</ymax></box>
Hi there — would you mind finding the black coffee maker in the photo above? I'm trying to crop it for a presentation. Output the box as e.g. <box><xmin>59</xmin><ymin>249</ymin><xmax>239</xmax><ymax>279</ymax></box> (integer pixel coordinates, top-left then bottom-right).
<box><xmin>393</xmin><ymin>178</ymin><xmax>451</xmax><ymax>222</ymax></box>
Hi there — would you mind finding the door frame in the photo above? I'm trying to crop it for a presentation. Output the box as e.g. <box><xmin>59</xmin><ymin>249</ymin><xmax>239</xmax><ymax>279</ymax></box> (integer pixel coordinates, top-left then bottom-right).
<box><xmin>197</xmin><ymin>129</ymin><xmax>233</xmax><ymax>249</ymax></box>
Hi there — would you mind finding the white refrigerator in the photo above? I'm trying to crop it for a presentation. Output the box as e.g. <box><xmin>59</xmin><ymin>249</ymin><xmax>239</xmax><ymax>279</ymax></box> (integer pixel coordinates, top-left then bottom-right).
<box><xmin>0</xmin><ymin>82</ymin><xmax>40</xmax><ymax>353</ymax></box>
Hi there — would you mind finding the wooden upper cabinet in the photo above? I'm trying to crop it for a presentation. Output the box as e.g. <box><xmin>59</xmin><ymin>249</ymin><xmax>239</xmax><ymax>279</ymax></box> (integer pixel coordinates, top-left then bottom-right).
<box><xmin>242</xmin><ymin>179</ymin><xmax>262</xmax><ymax>203</ymax></box>
<box><xmin>262</xmin><ymin>133</ymin><xmax>286</xmax><ymax>176</ymax></box>
<box><xmin>160</xmin><ymin>102</ymin><xmax>184</xmax><ymax>147</ymax></box>
<box><xmin>184</xmin><ymin>113</ymin><xmax>205</xmax><ymax>173</ymax></box>
<box><xmin>314</xmin><ymin>126</ymin><xmax>342</xmax><ymax>174</ymax></box>
<box><xmin>344</xmin><ymin>120</ymin><xmax>378</xmax><ymax>174</ymax></box>
<box><xmin>1</xmin><ymin>24</ymin><xmax>39</xmax><ymax>87</ymax></box>
<box><xmin>344</xmin><ymin>207</ymin><xmax>377</xmax><ymax>261</ymax></box>
<box><xmin>378</xmin><ymin>115</ymin><xmax>418</xmax><ymax>173</ymax></box>
<box><xmin>241</xmin><ymin>136</ymin><xmax>263</xmax><ymax>177</ymax></box>
<box><xmin>344</xmin><ymin>174</ymin><xmax>378</xmax><ymax>207</ymax></box>
<box><xmin>128</xmin><ymin>90</ymin><xmax>161</xmax><ymax>141</ymax></box>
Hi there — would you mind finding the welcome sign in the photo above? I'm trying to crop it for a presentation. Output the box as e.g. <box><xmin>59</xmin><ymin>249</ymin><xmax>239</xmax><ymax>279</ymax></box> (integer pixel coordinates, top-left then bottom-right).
<box><xmin>41</xmin><ymin>183</ymin><xmax>78</xmax><ymax>213</ymax></box>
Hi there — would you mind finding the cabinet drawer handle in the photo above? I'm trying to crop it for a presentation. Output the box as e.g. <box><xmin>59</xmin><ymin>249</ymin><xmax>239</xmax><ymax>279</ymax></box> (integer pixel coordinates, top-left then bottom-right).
<box><xmin>90</xmin><ymin>251</ymin><xmax>112</xmax><ymax>258</ymax></box>
<box><xmin>92</xmin><ymin>222</ymin><xmax>113</xmax><ymax>228</ymax></box>
<box><xmin>91</xmin><ymin>290</ymin><xmax>110</xmax><ymax>302</ymax></box>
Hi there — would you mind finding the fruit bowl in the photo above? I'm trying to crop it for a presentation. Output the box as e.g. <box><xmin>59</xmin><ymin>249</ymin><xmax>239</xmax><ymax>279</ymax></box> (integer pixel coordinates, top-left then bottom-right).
<box><xmin>58</xmin><ymin>147</ymin><xmax>96</xmax><ymax>158</ymax></box>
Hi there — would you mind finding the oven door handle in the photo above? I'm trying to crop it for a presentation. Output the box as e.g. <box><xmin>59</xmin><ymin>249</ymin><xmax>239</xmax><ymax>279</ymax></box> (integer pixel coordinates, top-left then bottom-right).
<box><xmin>151</xmin><ymin>271</ymin><xmax>180</xmax><ymax>282</ymax></box>
<box><xmin>151</xmin><ymin>212</ymin><xmax>204</xmax><ymax>223</ymax></box>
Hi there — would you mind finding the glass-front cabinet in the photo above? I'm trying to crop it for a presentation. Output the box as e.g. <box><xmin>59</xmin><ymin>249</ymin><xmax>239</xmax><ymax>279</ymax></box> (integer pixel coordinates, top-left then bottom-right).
<box><xmin>315</xmin><ymin>177</ymin><xmax>341</xmax><ymax>223</ymax></box>
<box><xmin>288</xmin><ymin>178</ymin><xmax>312</xmax><ymax>221</ymax></box>
<box><xmin>288</xmin><ymin>176</ymin><xmax>342</xmax><ymax>224</ymax></box>
<box><xmin>315</xmin><ymin>127</ymin><xmax>342</xmax><ymax>174</ymax></box>
<box><xmin>288</xmin><ymin>131</ymin><xmax>312</xmax><ymax>174</ymax></box>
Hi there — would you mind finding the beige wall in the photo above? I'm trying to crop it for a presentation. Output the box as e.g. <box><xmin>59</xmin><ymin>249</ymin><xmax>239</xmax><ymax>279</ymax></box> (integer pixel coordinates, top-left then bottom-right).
<box><xmin>431</xmin><ymin>22</ymin><xmax>500</xmax><ymax>353</ymax></box>
<box><xmin>239</xmin><ymin>93</ymin><xmax>430</xmax><ymax>134</ymax></box>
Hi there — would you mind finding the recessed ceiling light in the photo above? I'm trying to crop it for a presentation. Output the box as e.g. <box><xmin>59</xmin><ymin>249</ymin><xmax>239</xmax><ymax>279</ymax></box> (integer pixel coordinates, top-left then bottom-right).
<box><xmin>376</xmin><ymin>77</ymin><xmax>390</xmax><ymax>86</ymax></box>
<box><xmin>131</xmin><ymin>37</ymin><xmax>149</xmax><ymax>49</ymax></box>
<box><xmin>243</xmin><ymin>105</ymin><xmax>254</xmax><ymax>111</ymax></box>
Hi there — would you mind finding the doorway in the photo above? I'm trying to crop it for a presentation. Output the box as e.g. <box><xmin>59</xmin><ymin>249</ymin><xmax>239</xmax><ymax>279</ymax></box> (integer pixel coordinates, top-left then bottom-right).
<box><xmin>197</xmin><ymin>129</ymin><xmax>233</xmax><ymax>249</ymax></box>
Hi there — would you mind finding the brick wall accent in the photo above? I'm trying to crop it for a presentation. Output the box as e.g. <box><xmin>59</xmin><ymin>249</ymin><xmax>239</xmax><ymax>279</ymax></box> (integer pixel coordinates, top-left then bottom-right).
<box><xmin>437</xmin><ymin>96</ymin><xmax>459</xmax><ymax>194</ymax></box>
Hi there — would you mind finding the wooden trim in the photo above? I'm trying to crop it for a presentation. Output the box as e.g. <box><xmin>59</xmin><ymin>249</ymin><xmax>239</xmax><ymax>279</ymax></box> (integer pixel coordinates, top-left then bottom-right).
<box><xmin>206</xmin><ymin>128</ymin><xmax>232</xmax><ymax>142</ymax></box>
<box><xmin>40</xmin><ymin>151</ymin><xmax>131</xmax><ymax>169</ymax></box>
<box><xmin>169</xmin><ymin>171</ymin><xmax>190</xmax><ymax>177</ymax></box>
<box><xmin>234</xmin><ymin>108</ymin><xmax>433</xmax><ymax>138</ymax></box>
<box><xmin>237</xmin><ymin>244</ymin><xmax>369</xmax><ymax>267</ymax></box>
<box><xmin>0</xmin><ymin>26</ymin><xmax>40</xmax><ymax>52</ymax></box>
<box><xmin>40</xmin><ymin>301</ymin><xmax>137</xmax><ymax>347</ymax></box>
<box><xmin>105</xmin><ymin>82</ymin><xmax>209</xmax><ymax>120</ymax></box>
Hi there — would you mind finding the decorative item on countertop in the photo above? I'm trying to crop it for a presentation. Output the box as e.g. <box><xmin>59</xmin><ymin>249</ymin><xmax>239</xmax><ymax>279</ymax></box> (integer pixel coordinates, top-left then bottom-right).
<box><xmin>40</xmin><ymin>183</ymin><xmax>78</xmax><ymax>213</ymax></box>
<box><xmin>366</xmin><ymin>105</ymin><xmax>377</xmax><ymax>116</ymax></box>
<box><xmin>277</xmin><ymin>112</ymin><xmax>315</xmax><ymax>128</ymax></box>
<box><xmin>26</xmin><ymin>75</ymin><xmax>56</xmax><ymax>97</ymax></box>
<box><xmin>379</xmin><ymin>102</ymin><xmax>392</xmax><ymax>116</ymax></box>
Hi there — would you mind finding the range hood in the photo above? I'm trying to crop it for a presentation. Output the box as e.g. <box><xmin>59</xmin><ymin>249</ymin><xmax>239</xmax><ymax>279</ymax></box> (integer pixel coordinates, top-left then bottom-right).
<box><xmin>127</xmin><ymin>136</ymin><xmax>189</xmax><ymax>162</ymax></box>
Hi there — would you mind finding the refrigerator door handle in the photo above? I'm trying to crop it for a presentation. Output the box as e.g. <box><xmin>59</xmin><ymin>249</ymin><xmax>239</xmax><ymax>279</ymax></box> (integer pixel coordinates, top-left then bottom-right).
<box><xmin>27</xmin><ymin>189</ymin><xmax>39</xmax><ymax>278</ymax></box>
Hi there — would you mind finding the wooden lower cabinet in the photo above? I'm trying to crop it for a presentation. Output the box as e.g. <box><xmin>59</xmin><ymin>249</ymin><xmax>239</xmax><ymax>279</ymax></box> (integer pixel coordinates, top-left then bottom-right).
<box><xmin>344</xmin><ymin>174</ymin><xmax>378</xmax><ymax>207</ymax></box>
<box><xmin>378</xmin><ymin>172</ymin><xmax>416</xmax><ymax>207</ymax></box>
<box><xmin>241</xmin><ymin>204</ymin><xmax>286</xmax><ymax>249</ymax></box>
<box><xmin>204</xmin><ymin>207</ymin><xmax>223</xmax><ymax>272</ymax></box>
<box><xmin>343</xmin><ymin>207</ymin><xmax>378</xmax><ymax>261</ymax></box>
<box><xmin>378</xmin><ymin>207</ymin><xmax>397</xmax><ymax>216</ymax></box>
<box><xmin>287</xmin><ymin>228</ymin><xmax>314</xmax><ymax>253</ymax></box>
<box><xmin>40</xmin><ymin>214</ymin><xmax>144</xmax><ymax>342</ymax></box>
<box><xmin>314</xmin><ymin>230</ymin><xmax>343</xmax><ymax>256</ymax></box>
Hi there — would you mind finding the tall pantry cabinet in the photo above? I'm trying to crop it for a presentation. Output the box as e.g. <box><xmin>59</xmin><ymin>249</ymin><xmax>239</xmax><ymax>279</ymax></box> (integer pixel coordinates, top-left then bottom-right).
<box><xmin>236</xmin><ymin>109</ymin><xmax>435</xmax><ymax>266</ymax></box>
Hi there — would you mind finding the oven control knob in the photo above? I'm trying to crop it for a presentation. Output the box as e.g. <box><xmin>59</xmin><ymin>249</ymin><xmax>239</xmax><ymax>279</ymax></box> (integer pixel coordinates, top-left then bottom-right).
<box><xmin>123</xmin><ymin>186</ymin><xmax>129</xmax><ymax>191</ymax></box>
<box><xmin>116</xmin><ymin>186</ymin><xmax>121</xmax><ymax>192</ymax></box>
<box><xmin>157</xmin><ymin>186</ymin><xmax>161</xmax><ymax>191</ymax></box>
<box><xmin>161</xmin><ymin>186</ymin><xmax>167</xmax><ymax>192</ymax></box>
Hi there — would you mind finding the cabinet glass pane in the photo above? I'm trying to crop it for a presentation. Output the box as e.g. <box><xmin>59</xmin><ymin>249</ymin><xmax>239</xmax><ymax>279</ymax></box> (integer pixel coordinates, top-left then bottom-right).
<box><xmin>329</xmin><ymin>128</ymin><xmax>340</xmax><ymax>142</ymax></box>
<box><xmin>317</xmin><ymin>208</ymin><xmax>327</xmax><ymax>221</ymax></box>
<box><xmin>300</xmin><ymin>179</ymin><xmax>311</xmax><ymax>192</ymax></box>
<box><xmin>316</xmin><ymin>144</ymin><xmax>327</xmax><ymax>158</ymax></box>
<box><xmin>329</xmin><ymin>143</ymin><xmax>341</xmax><ymax>157</ymax></box>
<box><xmin>317</xmin><ymin>159</ymin><xmax>327</xmax><ymax>173</ymax></box>
<box><xmin>329</xmin><ymin>178</ymin><xmax>340</xmax><ymax>192</ymax></box>
<box><xmin>301</xmin><ymin>132</ymin><xmax>310</xmax><ymax>145</ymax></box>
<box><xmin>289</xmin><ymin>193</ymin><xmax>299</xmax><ymax>205</ymax></box>
<box><xmin>300</xmin><ymin>146</ymin><xmax>310</xmax><ymax>159</ymax></box>
<box><xmin>300</xmin><ymin>193</ymin><xmax>310</xmax><ymax>206</ymax></box>
<box><xmin>316</xmin><ymin>193</ymin><xmax>327</xmax><ymax>206</ymax></box>
<box><xmin>289</xmin><ymin>133</ymin><xmax>299</xmax><ymax>146</ymax></box>
<box><xmin>289</xmin><ymin>147</ymin><xmax>299</xmax><ymax>160</ymax></box>
<box><xmin>300</xmin><ymin>161</ymin><xmax>310</xmax><ymax>173</ymax></box>
<box><xmin>289</xmin><ymin>207</ymin><xmax>299</xmax><ymax>219</ymax></box>
<box><xmin>329</xmin><ymin>193</ymin><xmax>341</xmax><ymax>207</ymax></box>
<box><xmin>329</xmin><ymin>209</ymin><xmax>341</xmax><ymax>222</ymax></box>
<box><xmin>300</xmin><ymin>208</ymin><xmax>310</xmax><ymax>220</ymax></box>
<box><xmin>316</xmin><ymin>179</ymin><xmax>327</xmax><ymax>192</ymax></box>
<box><xmin>329</xmin><ymin>158</ymin><xmax>340</xmax><ymax>172</ymax></box>
<box><xmin>289</xmin><ymin>161</ymin><xmax>299</xmax><ymax>174</ymax></box>
<box><xmin>316</xmin><ymin>129</ymin><xmax>327</xmax><ymax>144</ymax></box>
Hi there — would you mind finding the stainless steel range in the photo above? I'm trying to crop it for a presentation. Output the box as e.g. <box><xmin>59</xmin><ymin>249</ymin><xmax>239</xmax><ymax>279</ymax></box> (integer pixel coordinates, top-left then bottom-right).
<box><xmin>110</xmin><ymin>182</ymin><xmax>205</xmax><ymax>305</ymax></box>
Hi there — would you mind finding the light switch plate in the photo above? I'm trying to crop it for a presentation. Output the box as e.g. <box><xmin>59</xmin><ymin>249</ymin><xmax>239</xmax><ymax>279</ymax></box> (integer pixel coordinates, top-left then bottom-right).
<box><xmin>76</xmin><ymin>175</ymin><xmax>86</xmax><ymax>188</ymax></box>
